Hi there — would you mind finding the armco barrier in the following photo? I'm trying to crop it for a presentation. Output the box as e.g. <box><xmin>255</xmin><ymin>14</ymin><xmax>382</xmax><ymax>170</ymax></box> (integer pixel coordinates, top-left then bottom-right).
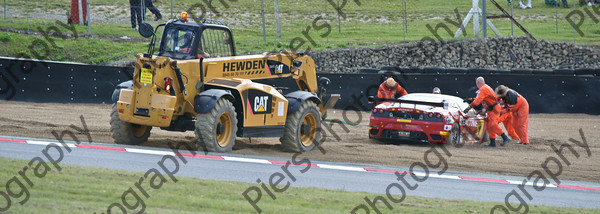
<box><xmin>1</xmin><ymin>57</ymin><xmax>599</xmax><ymax>114</ymax></box>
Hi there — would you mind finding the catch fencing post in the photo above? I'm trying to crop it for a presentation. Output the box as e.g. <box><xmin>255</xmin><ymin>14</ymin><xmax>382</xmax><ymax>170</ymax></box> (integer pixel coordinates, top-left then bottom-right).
<box><xmin>26</xmin><ymin>0</ymin><xmax>29</xmax><ymax>33</ymax></box>
<box><xmin>337</xmin><ymin>0</ymin><xmax>341</xmax><ymax>33</ymax></box>
<box><xmin>510</xmin><ymin>0</ymin><xmax>513</xmax><ymax>36</ymax></box>
<box><xmin>403</xmin><ymin>0</ymin><xmax>407</xmax><ymax>42</ymax></box>
<box><xmin>87</xmin><ymin>0</ymin><xmax>91</xmax><ymax>36</ymax></box>
<box><xmin>555</xmin><ymin>2</ymin><xmax>558</xmax><ymax>33</ymax></box>
<box><xmin>482</xmin><ymin>0</ymin><xmax>487</xmax><ymax>38</ymax></box>
<box><xmin>78</xmin><ymin>0</ymin><xmax>83</xmax><ymax>24</ymax></box>
<box><xmin>572</xmin><ymin>0</ymin><xmax>576</xmax><ymax>44</ymax></box>
<box><xmin>275</xmin><ymin>0</ymin><xmax>280</xmax><ymax>38</ymax></box>
<box><xmin>261</xmin><ymin>0</ymin><xmax>266</xmax><ymax>41</ymax></box>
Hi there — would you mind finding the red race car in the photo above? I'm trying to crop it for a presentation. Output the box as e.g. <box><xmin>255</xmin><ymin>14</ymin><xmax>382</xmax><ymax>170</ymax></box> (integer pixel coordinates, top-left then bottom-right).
<box><xmin>369</xmin><ymin>93</ymin><xmax>487</xmax><ymax>145</ymax></box>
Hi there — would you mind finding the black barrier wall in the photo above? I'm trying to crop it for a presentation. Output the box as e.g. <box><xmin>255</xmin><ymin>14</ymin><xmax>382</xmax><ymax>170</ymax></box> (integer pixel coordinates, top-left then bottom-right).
<box><xmin>313</xmin><ymin>74</ymin><xmax>600</xmax><ymax>114</ymax></box>
<box><xmin>255</xmin><ymin>73</ymin><xmax>600</xmax><ymax>115</ymax></box>
<box><xmin>0</xmin><ymin>57</ymin><xmax>598</xmax><ymax>114</ymax></box>
<box><xmin>0</xmin><ymin>57</ymin><xmax>133</xmax><ymax>103</ymax></box>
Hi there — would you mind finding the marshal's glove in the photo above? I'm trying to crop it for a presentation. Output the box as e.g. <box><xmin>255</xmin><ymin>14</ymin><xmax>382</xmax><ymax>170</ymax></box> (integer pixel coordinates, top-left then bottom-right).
<box><xmin>462</xmin><ymin>106</ymin><xmax>472</xmax><ymax>114</ymax></box>
<box><xmin>463</xmin><ymin>98</ymin><xmax>474</xmax><ymax>104</ymax></box>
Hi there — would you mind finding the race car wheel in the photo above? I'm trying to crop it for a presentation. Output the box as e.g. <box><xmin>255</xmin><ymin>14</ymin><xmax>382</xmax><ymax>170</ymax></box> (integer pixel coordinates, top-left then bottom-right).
<box><xmin>448</xmin><ymin>122</ymin><xmax>461</xmax><ymax>146</ymax></box>
<box><xmin>481</xmin><ymin>131</ymin><xmax>489</xmax><ymax>143</ymax></box>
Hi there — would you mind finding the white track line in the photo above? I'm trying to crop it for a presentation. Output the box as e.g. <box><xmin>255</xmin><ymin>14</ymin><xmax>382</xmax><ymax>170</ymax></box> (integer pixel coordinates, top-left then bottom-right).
<box><xmin>317</xmin><ymin>164</ymin><xmax>366</xmax><ymax>172</ymax></box>
<box><xmin>507</xmin><ymin>180</ymin><xmax>558</xmax><ymax>188</ymax></box>
<box><xmin>222</xmin><ymin>156</ymin><xmax>272</xmax><ymax>164</ymax></box>
<box><xmin>429</xmin><ymin>174</ymin><xmax>462</xmax><ymax>180</ymax></box>
<box><xmin>26</xmin><ymin>140</ymin><xmax>77</xmax><ymax>148</ymax></box>
<box><xmin>125</xmin><ymin>148</ymin><xmax>175</xmax><ymax>156</ymax></box>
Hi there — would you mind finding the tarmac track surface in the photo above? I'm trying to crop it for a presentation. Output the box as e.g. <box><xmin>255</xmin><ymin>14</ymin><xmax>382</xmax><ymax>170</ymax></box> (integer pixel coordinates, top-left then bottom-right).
<box><xmin>0</xmin><ymin>101</ymin><xmax>599</xmax><ymax>183</ymax></box>
<box><xmin>0</xmin><ymin>138</ymin><xmax>599</xmax><ymax>210</ymax></box>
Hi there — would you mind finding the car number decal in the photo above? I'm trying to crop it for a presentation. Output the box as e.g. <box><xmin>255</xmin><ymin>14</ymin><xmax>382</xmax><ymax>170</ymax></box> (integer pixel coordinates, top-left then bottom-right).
<box><xmin>476</xmin><ymin>120</ymin><xmax>485</xmax><ymax>137</ymax></box>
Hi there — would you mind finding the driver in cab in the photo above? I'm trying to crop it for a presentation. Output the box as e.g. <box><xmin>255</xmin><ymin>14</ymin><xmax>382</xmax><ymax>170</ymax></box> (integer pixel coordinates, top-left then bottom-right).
<box><xmin>177</xmin><ymin>32</ymin><xmax>193</xmax><ymax>54</ymax></box>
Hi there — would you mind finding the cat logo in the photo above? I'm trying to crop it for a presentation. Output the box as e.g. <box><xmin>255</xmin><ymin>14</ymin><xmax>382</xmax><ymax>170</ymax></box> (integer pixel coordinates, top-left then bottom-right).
<box><xmin>247</xmin><ymin>89</ymin><xmax>272</xmax><ymax>114</ymax></box>
<box><xmin>267</xmin><ymin>60</ymin><xmax>290</xmax><ymax>75</ymax></box>
<box><xmin>254</xmin><ymin>96</ymin><xmax>269</xmax><ymax>112</ymax></box>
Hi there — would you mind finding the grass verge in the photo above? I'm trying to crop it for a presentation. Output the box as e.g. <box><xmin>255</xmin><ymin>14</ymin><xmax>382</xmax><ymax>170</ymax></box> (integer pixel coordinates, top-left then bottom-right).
<box><xmin>0</xmin><ymin>0</ymin><xmax>599</xmax><ymax>64</ymax></box>
<box><xmin>0</xmin><ymin>157</ymin><xmax>598</xmax><ymax>213</ymax></box>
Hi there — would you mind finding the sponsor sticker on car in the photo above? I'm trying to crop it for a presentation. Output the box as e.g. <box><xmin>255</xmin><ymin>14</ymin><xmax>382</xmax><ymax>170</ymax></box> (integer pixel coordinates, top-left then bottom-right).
<box><xmin>444</xmin><ymin>125</ymin><xmax>452</xmax><ymax>131</ymax></box>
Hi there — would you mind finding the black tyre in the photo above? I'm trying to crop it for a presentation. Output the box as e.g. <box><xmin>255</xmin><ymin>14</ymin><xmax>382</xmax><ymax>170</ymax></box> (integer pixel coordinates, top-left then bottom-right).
<box><xmin>481</xmin><ymin>130</ymin><xmax>490</xmax><ymax>143</ymax></box>
<box><xmin>280</xmin><ymin>101</ymin><xmax>321</xmax><ymax>152</ymax></box>
<box><xmin>195</xmin><ymin>99</ymin><xmax>237</xmax><ymax>153</ymax></box>
<box><xmin>448</xmin><ymin>122</ymin><xmax>461</xmax><ymax>146</ymax></box>
<box><xmin>110</xmin><ymin>104</ymin><xmax>151</xmax><ymax>145</ymax></box>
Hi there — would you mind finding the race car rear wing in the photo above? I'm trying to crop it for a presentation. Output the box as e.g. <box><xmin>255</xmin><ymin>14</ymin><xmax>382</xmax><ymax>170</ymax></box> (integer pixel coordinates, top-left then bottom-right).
<box><xmin>368</xmin><ymin>96</ymin><xmax>447</xmax><ymax>109</ymax></box>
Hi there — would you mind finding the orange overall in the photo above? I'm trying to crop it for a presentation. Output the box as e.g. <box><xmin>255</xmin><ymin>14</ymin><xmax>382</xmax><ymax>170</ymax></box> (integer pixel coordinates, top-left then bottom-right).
<box><xmin>499</xmin><ymin>111</ymin><xmax>519</xmax><ymax>140</ymax></box>
<box><xmin>470</xmin><ymin>84</ymin><xmax>503</xmax><ymax>139</ymax></box>
<box><xmin>377</xmin><ymin>82</ymin><xmax>407</xmax><ymax>99</ymax></box>
<box><xmin>509</xmin><ymin>95</ymin><xmax>530</xmax><ymax>145</ymax></box>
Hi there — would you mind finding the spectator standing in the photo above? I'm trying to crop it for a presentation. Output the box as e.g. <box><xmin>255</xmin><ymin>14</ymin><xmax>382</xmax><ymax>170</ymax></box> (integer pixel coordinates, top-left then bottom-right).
<box><xmin>581</xmin><ymin>0</ymin><xmax>595</xmax><ymax>6</ymax></box>
<box><xmin>144</xmin><ymin>0</ymin><xmax>163</xmax><ymax>21</ymax></box>
<box><xmin>130</xmin><ymin>0</ymin><xmax>142</xmax><ymax>30</ymax></box>
<box><xmin>509</xmin><ymin>0</ymin><xmax>532</xmax><ymax>8</ymax></box>
<box><xmin>519</xmin><ymin>0</ymin><xmax>532</xmax><ymax>8</ymax></box>
<box><xmin>130</xmin><ymin>0</ymin><xmax>163</xmax><ymax>30</ymax></box>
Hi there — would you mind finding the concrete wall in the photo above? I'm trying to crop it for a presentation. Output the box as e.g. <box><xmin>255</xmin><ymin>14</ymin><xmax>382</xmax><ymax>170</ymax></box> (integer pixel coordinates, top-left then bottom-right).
<box><xmin>310</xmin><ymin>37</ymin><xmax>600</xmax><ymax>73</ymax></box>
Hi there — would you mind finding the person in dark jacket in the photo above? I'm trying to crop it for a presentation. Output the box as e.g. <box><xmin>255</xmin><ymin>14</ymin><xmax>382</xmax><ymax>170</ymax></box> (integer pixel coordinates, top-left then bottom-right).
<box><xmin>130</xmin><ymin>0</ymin><xmax>162</xmax><ymax>30</ymax></box>
<box><xmin>130</xmin><ymin>0</ymin><xmax>142</xmax><ymax>30</ymax></box>
<box><xmin>144</xmin><ymin>0</ymin><xmax>163</xmax><ymax>21</ymax></box>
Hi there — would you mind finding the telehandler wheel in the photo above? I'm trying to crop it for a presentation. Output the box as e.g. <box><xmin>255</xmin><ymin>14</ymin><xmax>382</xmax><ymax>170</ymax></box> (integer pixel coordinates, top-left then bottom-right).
<box><xmin>195</xmin><ymin>98</ymin><xmax>237</xmax><ymax>153</ymax></box>
<box><xmin>280</xmin><ymin>101</ymin><xmax>321</xmax><ymax>152</ymax></box>
<box><xmin>110</xmin><ymin>104</ymin><xmax>151</xmax><ymax>145</ymax></box>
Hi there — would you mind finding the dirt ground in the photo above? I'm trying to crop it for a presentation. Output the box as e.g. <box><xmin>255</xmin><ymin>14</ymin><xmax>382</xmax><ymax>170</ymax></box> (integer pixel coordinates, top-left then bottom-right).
<box><xmin>1</xmin><ymin>101</ymin><xmax>598</xmax><ymax>183</ymax></box>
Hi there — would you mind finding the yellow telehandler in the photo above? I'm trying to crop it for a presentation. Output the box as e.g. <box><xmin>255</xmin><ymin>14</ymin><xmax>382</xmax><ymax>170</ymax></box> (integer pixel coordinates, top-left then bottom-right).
<box><xmin>111</xmin><ymin>13</ymin><xmax>339</xmax><ymax>153</ymax></box>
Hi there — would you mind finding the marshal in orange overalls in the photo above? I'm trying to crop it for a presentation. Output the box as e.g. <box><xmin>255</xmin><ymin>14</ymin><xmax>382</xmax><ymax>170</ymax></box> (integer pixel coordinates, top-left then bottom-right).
<box><xmin>507</xmin><ymin>94</ymin><xmax>529</xmax><ymax>145</ymax></box>
<box><xmin>377</xmin><ymin>81</ymin><xmax>407</xmax><ymax>99</ymax></box>
<box><xmin>499</xmin><ymin>110</ymin><xmax>519</xmax><ymax>141</ymax></box>
<box><xmin>470</xmin><ymin>84</ymin><xmax>504</xmax><ymax>140</ymax></box>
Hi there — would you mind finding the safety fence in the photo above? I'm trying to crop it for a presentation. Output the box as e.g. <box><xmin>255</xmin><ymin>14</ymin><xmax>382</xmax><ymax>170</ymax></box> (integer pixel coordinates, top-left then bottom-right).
<box><xmin>1</xmin><ymin>57</ymin><xmax>599</xmax><ymax>114</ymax></box>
